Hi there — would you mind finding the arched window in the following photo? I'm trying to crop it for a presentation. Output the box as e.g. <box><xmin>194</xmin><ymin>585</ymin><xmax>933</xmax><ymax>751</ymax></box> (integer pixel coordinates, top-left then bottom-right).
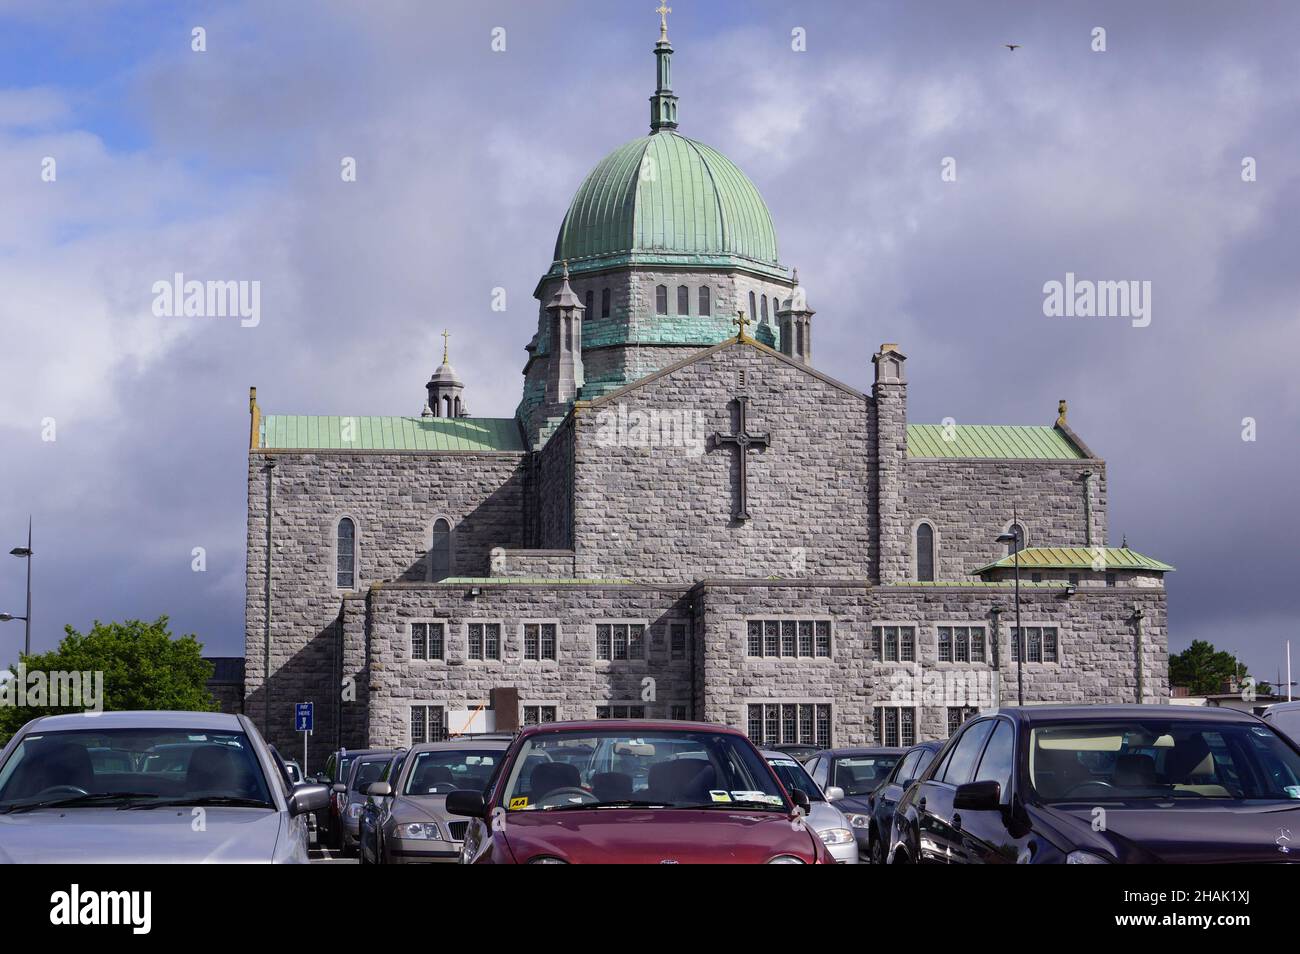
<box><xmin>584</xmin><ymin>289</ymin><xmax>593</xmax><ymax>315</ymax></box>
<box><xmin>336</xmin><ymin>518</ymin><xmax>356</xmax><ymax>589</ymax></box>
<box><xmin>677</xmin><ymin>285</ymin><xmax>689</xmax><ymax>315</ymax></box>
<box><xmin>916</xmin><ymin>523</ymin><xmax>935</xmax><ymax>582</ymax></box>
<box><xmin>748</xmin><ymin>290</ymin><xmax>757</xmax><ymax>319</ymax></box>
<box><xmin>429</xmin><ymin>518</ymin><xmax>451</xmax><ymax>581</ymax></box>
<box><xmin>698</xmin><ymin>286</ymin><xmax>711</xmax><ymax>316</ymax></box>
<box><xmin>601</xmin><ymin>288</ymin><xmax>611</xmax><ymax>318</ymax></box>
<box><xmin>453</xmin><ymin>396</ymin><xmax>461</xmax><ymax>416</ymax></box>
<box><xmin>1005</xmin><ymin>523</ymin><xmax>1025</xmax><ymax>556</ymax></box>
<box><xmin>655</xmin><ymin>284</ymin><xmax>668</xmax><ymax>315</ymax></box>
<box><xmin>760</xmin><ymin>294</ymin><xmax>768</xmax><ymax>321</ymax></box>
<box><xmin>443</xmin><ymin>394</ymin><xmax>452</xmax><ymax>417</ymax></box>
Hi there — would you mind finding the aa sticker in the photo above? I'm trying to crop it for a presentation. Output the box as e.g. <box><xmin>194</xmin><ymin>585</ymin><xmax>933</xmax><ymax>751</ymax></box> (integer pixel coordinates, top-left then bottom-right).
<box><xmin>709</xmin><ymin>790</ymin><xmax>732</xmax><ymax>803</ymax></box>
<box><xmin>509</xmin><ymin>796</ymin><xmax>529</xmax><ymax>810</ymax></box>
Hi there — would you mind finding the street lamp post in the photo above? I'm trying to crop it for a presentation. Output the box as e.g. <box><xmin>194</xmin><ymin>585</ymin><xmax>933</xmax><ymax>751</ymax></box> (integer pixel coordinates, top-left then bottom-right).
<box><xmin>996</xmin><ymin>510</ymin><xmax>1024</xmax><ymax>706</ymax></box>
<box><xmin>4</xmin><ymin>518</ymin><xmax>33</xmax><ymax>656</ymax></box>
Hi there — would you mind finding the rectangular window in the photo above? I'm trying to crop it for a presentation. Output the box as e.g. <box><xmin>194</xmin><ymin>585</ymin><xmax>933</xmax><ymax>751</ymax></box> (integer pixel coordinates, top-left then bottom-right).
<box><xmin>747</xmin><ymin>619</ymin><xmax>832</xmax><ymax>658</ymax></box>
<box><xmin>677</xmin><ymin>284</ymin><xmax>690</xmax><ymax>315</ymax></box>
<box><xmin>947</xmin><ymin>706</ymin><xmax>980</xmax><ymax>736</ymax></box>
<box><xmin>872</xmin><ymin>625</ymin><xmax>916</xmax><ymax>663</ymax></box>
<box><xmin>670</xmin><ymin>704</ymin><xmax>688</xmax><ymax>721</ymax></box>
<box><xmin>522</xmin><ymin>705</ymin><xmax>558</xmax><ymax>726</ymax></box>
<box><xmin>601</xmin><ymin>287</ymin><xmax>610</xmax><ymax>318</ymax></box>
<box><xmin>698</xmin><ymin>286</ymin><xmax>711</xmax><ymax>316</ymax></box>
<box><xmin>938</xmin><ymin>626</ymin><xmax>986</xmax><ymax>664</ymax></box>
<box><xmin>669</xmin><ymin>623</ymin><xmax>687</xmax><ymax>661</ymax></box>
<box><xmin>746</xmin><ymin>703</ymin><xmax>832</xmax><ymax>747</ymax></box>
<box><xmin>596</xmin><ymin>704</ymin><xmax>646</xmax><ymax>719</ymax></box>
<box><xmin>410</xmin><ymin>622</ymin><xmax>445</xmax><ymax>661</ymax></box>
<box><xmin>1011</xmin><ymin>627</ymin><xmax>1059</xmax><ymax>664</ymax></box>
<box><xmin>467</xmin><ymin>622</ymin><xmax>501</xmax><ymax>661</ymax></box>
<box><xmin>410</xmin><ymin>705</ymin><xmax>447</xmax><ymax>745</ymax></box>
<box><xmin>595</xmin><ymin>623</ymin><xmax>645</xmax><ymax>662</ymax></box>
<box><xmin>523</xmin><ymin>623</ymin><xmax>557</xmax><ymax>661</ymax></box>
<box><xmin>874</xmin><ymin>706</ymin><xmax>917</xmax><ymax>747</ymax></box>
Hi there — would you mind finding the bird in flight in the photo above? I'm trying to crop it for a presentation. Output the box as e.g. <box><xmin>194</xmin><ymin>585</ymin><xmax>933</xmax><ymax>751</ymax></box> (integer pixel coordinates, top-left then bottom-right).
<box><xmin>1005</xmin><ymin>43</ymin><xmax>1021</xmax><ymax>52</ymax></box>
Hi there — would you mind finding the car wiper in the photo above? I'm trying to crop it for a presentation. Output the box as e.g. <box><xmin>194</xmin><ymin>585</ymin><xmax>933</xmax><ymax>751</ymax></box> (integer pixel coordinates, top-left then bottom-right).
<box><xmin>126</xmin><ymin>796</ymin><xmax>274</xmax><ymax>810</ymax></box>
<box><xmin>0</xmin><ymin>791</ymin><xmax>162</xmax><ymax>814</ymax></box>
<box><xmin>681</xmin><ymin>799</ymin><xmax>786</xmax><ymax>811</ymax></box>
<box><xmin>537</xmin><ymin>799</ymin><xmax>668</xmax><ymax>812</ymax></box>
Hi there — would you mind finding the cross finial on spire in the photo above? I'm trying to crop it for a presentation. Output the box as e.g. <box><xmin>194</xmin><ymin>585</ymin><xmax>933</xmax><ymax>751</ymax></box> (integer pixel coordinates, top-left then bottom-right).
<box><xmin>441</xmin><ymin>329</ymin><xmax>450</xmax><ymax>364</ymax></box>
<box><xmin>732</xmin><ymin>309</ymin><xmax>751</xmax><ymax>341</ymax></box>
<box><xmin>656</xmin><ymin>2</ymin><xmax>671</xmax><ymax>40</ymax></box>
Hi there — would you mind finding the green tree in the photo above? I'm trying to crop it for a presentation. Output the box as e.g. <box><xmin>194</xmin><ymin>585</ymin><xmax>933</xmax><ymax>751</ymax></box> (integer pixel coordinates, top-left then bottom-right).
<box><xmin>1169</xmin><ymin>639</ymin><xmax>1250</xmax><ymax>696</ymax></box>
<box><xmin>0</xmin><ymin>617</ymin><xmax>216</xmax><ymax>743</ymax></box>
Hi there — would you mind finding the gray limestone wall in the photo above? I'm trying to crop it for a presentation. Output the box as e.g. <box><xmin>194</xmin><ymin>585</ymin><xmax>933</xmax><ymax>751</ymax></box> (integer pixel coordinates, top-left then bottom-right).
<box><xmin>536</xmin><ymin>415</ymin><xmax>575</xmax><ymax>548</ymax></box>
<box><xmin>364</xmin><ymin>582</ymin><xmax>695</xmax><ymax>747</ymax></box>
<box><xmin>244</xmin><ymin>449</ymin><xmax>528</xmax><ymax>763</ymax></box>
<box><xmin>570</xmin><ymin>342</ymin><xmax>875</xmax><ymax>583</ymax></box>
<box><xmin>905</xmin><ymin>459</ymin><xmax>1108</xmax><ymax>578</ymax></box>
<box><xmin>697</xmin><ymin>581</ymin><xmax>1168</xmax><ymax>744</ymax></box>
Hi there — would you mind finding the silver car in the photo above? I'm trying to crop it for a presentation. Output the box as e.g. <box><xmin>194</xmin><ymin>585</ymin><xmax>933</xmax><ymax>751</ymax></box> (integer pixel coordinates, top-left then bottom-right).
<box><xmin>0</xmin><ymin>710</ymin><xmax>328</xmax><ymax>863</ymax></box>
<box><xmin>377</xmin><ymin>739</ymin><xmax>510</xmax><ymax>863</ymax></box>
<box><xmin>763</xmin><ymin>750</ymin><xmax>858</xmax><ymax>863</ymax></box>
<box><xmin>1264</xmin><ymin>700</ymin><xmax>1300</xmax><ymax>745</ymax></box>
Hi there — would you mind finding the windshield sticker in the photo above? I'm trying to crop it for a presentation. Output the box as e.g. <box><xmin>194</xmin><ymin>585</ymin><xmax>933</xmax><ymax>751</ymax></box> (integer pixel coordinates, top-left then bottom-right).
<box><xmin>1285</xmin><ymin>786</ymin><xmax>1300</xmax><ymax>800</ymax></box>
<box><xmin>709</xmin><ymin>790</ymin><xmax>732</xmax><ymax>803</ymax></box>
<box><xmin>508</xmin><ymin>796</ymin><xmax>529</xmax><ymax>810</ymax></box>
<box><xmin>732</xmin><ymin>791</ymin><xmax>783</xmax><ymax>805</ymax></box>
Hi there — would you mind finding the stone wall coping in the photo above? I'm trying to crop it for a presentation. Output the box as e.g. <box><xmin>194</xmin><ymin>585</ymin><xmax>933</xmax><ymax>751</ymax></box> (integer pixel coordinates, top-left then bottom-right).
<box><xmin>250</xmin><ymin>449</ymin><xmax>526</xmax><ymax>459</ymax></box>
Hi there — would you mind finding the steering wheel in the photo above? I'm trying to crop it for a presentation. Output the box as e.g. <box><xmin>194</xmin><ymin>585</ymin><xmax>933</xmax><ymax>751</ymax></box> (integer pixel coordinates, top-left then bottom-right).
<box><xmin>536</xmin><ymin>787</ymin><xmax>598</xmax><ymax>808</ymax></box>
<box><xmin>35</xmin><ymin>785</ymin><xmax>88</xmax><ymax>797</ymax></box>
<box><xmin>1063</xmin><ymin>780</ymin><xmax>1114</xmax><ymax>797</ymax></box>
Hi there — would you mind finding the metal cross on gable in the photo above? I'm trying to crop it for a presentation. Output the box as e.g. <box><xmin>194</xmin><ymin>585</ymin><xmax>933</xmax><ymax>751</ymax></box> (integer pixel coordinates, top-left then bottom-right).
<box><xmin>711</xmin><ymin>395</ymin><xmax>769</xmax><ymax>521</ymax></box>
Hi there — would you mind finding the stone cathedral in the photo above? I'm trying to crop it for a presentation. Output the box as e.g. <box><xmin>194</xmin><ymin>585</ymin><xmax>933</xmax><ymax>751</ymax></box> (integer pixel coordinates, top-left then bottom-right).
<box><xmin>243</xmin><ymin>18</ymin><xmax>1173</xmax><ymax>766</ymax></box>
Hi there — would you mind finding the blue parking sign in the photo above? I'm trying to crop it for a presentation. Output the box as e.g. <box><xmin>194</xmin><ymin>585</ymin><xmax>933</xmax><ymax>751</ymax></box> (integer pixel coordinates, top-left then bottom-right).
<box><xmin>294</xmin><ymin>702</ymin><xmax>313</xmax><ymax>732</ymax></box>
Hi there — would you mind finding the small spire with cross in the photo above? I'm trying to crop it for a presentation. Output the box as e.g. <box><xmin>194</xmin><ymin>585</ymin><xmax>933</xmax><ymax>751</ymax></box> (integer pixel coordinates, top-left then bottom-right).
<box><xmin>656</xmin><ymin>2</ymin><xmax>671</xmax><ymax>40</ymax></box>
<box><xmin>732</xmin><ymin>309</ymin><xmax>751</xmax><ymax>342</ymax></box>
<box><xmin>441</xmin><ymin>329</ymin><xmax>451</xmax><ymax>364</ymax></box>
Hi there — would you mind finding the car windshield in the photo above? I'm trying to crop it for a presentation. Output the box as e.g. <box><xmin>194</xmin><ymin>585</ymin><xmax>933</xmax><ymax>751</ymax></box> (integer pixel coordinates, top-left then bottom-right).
<box><xmin>502</xmin><ymin>729</ymin><xmax>788</xmax><ymax>812</ymax></box>
<box><xmin>833</xmin><ymin>755</ymin><xmax>902</xmax><ymax>795</ymax></box>
<box><xmin>0</xmin><ymin>728</ymin><xmax>273</xmax><ymax>811</ymax></box>
<box><xmin>1030</xmin><ymin>720</ymin><xmax>1300</xmax><ymax>802</ymax></box>
<box><xmin>349</xmin><ymin>758</ymin><xmax>390</xmax><ymax>793</ymax></box>
<box><xmin>767</xmin><ymin>758</ymin><xmax>824</xmax><ymax>802</ymax></box>
<box><xmin>404</xmin><ymin>750</ymin><xmax>500</xmax><ymax>795</ymax></box>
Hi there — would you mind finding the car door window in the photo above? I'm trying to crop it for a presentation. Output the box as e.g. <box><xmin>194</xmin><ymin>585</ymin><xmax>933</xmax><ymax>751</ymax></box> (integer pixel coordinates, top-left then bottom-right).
<box><xmin>914</xmin><ymin>749</ymin><xmax>937</xmax><ymax>780</ymax></box>
<box><xmin>941</xmin><ymin>721</ymin><xmax>995</xmax><ymax>786</ymax></box>
<box><xmin>894</xmin><ymin>750</ymin><xmax>921</xmax><ymax>786</ymax></box>
<box><xmin>809</xmin><ymin>758</ymin><xmax>828</xmax><ymax>789</ymax></box>
<box><xmin>973</xmin><ymin>720</ymin><xmax>1015</xmax><ymax>802</ymax></box>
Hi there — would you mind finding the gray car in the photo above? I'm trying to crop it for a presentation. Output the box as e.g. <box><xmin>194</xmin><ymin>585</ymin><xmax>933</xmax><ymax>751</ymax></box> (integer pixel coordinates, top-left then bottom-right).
<box><xmin>1264</xmin><ymin>700</ymin><xmax>1300</xmax><ymax>745</ymax></box>
<box><xmin>0</xmin><ymin>710</ymin><xmax>328</xmax><ymax>863</ymax></box>
<box><xmin>337</xmin><ymin>750</ymin><xmax>397</xmax><ymax>854</ymax></box>
<box><xmin>378</xmin><ymin>739</ymin><xmax>510</xmax><ymax>863</ymax></box>
<box><xmin>763</xmin><ymin>750</ymin><xmax>858</xmax><ymax>863</ymax></box>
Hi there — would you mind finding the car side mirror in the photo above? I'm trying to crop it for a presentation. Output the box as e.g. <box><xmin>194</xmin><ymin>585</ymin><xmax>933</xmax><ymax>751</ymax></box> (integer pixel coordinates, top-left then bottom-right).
<box><xmin>445</xmin><ymin>789</ymin><xmax>487</xmax><ymax>819</ymax></box>
<box><xmin>790</xmin><ymin>789</ymin><xmax>811</xmax><ymax>815</ymax></box>
<box><xmin>366</xmin><ymin>781</ymin><xmax>392</xmax><ymax>798</ymax></box>
<box><xmin>952</xmin><ymin>780</ymin><xmax>1001</xmax><ymax>811</ymax></box>
<box><xmin>824</xmin><ymin>786</ymin><xmax>845</xmax><ymax>802</ymax></box>
<box><xmin>331</xmin><ymin>782</ymin><xmax>347</xmax><ymax>794</ymax></box>
<box><xmin>289</xmin><ymin>784</ymin><xmax>330</xmax><ymax>817</ymax></box>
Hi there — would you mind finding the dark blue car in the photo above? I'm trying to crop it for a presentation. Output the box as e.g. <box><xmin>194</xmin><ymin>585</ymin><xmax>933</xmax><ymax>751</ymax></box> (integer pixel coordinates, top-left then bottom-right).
<box><xmin>863</xmin><ymin>741</ymin><xmax>943</xmax><ymax>864</ymax></box>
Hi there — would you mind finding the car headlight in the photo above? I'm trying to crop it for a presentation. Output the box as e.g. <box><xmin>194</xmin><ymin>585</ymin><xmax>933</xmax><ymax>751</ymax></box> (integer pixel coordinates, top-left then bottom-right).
<box><xmin>767</xmin><ymin>854</ymin><xmax>806</xmax><ymax>864</ymax></box>
<box><xmin>398</xmin><ymin>822</ymin><xmax>442</xmax><ymax>840</ymax></box>
<box><xmin>528</xmin><ymin>856</ymin><xmax>568</xmax><ymax>864</ymax></box>
<box><xmin>846</xmin><ymin>813</ymin><xmax>871</xmax><ymax>829</ymax></box>
<box><xmin>347</xmin><ymin>803</ymin><xmax>363</xmax><ymax>820</ymax></box>
<box><xmin>818</xmin><ymin>827</ymin><xmax>855</xmax><ymax>846</ymax></box>
<box><xmin>1066</xmin><ymin>850</ymin><xmax>1111</xmax><ymax>864</ymax></box>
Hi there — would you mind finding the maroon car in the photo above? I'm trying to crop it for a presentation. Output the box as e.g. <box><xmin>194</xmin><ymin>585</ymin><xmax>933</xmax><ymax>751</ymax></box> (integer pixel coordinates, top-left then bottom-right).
<box><xmin>446</xmin><ymin>720</ymin><xmax>832</xmax><ymax>864</ymax></box>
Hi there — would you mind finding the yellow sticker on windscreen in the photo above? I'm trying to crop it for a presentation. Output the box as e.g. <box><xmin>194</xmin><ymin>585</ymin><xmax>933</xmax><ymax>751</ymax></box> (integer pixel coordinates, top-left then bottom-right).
<box><xmin>509</xmin><ymin>796</ymin><xmax>529</xmax><ymax>810</ymax></box>
<box><xmin>709</xmin><ymin>790</ymin><xmax>732</xmax><ymax>803</ymax></box>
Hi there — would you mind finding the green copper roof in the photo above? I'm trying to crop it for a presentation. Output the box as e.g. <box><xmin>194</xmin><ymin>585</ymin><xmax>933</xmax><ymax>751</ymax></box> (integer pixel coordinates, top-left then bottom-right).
<box><xmin>974</xmin><ymin>547</ymin><xmax>1175</xmax><ymax>574</ymax></box>
<box><xmin>908</xmin><ymin>424</ymin><xmax>1086</xmax><ymax>460</ymax></box>
<box><xmin>553</xmin><ymin>131</ymin><xmax>780</xmax><ymax>274</ymax></box>
<box><xmin>259</xmin><ymin>415</ymin><xmax>524</xmax><ymax>452</ymax></box>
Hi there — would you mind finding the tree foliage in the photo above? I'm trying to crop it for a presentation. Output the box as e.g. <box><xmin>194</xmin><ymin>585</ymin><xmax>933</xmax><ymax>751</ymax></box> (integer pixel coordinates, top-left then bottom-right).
<box><xmin>1169</xmin><ymin>639</ymin><xmax>1251</xmax><ymax>696</ymax></box>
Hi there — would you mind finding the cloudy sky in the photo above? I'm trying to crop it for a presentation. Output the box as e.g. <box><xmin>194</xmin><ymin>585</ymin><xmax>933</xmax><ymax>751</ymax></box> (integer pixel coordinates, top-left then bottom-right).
<box><xmin>1</xmin><ymin>0</ymin><xmax>1297</xmax><ymax>685</ymax></box>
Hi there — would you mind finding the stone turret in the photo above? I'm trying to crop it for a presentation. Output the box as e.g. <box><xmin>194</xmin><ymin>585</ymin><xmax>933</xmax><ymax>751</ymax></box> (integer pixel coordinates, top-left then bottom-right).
<box><xmin>425</xmin><ymin>331</ymin><xmax>467</xmax><ymax>418</ymax></box>
<box><xmin>544</xmin><ymin>262</ymin><xmax>585</xmax><ymax>407</ymax></box>
<box><xmin>872</xmin><ymin>343</ymin><xmax>908</xmax><ymax>583</ymax></box>
<box><xmin>777</xmin><ymin>267</ymin><xmax>814</xmax><ymax>364</ymax></box>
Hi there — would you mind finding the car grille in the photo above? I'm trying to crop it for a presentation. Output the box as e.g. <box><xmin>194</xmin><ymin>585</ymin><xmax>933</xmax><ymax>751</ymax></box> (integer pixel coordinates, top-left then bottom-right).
<box><xmin>448</xmin><ymin>821</ymin><xmax>468</xmax><ymax>842</ymax></box>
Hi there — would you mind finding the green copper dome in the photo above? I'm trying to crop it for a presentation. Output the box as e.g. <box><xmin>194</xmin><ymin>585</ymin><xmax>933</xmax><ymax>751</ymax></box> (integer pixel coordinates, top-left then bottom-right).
<box><xmin>551</xmin><ymin>130</ymin><xmax>783</xmax><ymax>278</ymax></box>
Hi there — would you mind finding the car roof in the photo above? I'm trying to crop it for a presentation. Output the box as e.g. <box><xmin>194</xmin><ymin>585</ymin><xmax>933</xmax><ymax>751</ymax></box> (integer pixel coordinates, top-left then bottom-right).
<box><xmin>814</xmin><ymin>747</ymin><xmax>909</xmax><ymax>758</ymax></box>
<box><xmin>516</xmin><ymin>719</ymin><xmax>743</xmax><ymax>737</ymax></box>
<box><xmin>999</xmin><ymin>704</ymin><xmax>1263</xmax><ymax>724</ymax></box>
<box><xmin>26</xmin><ymin>710</ymin><xmax>246</xmax><ymax>731</ymax></box>
<box><xmin>405</xmin><ymin>740</ymin><xmax>511</xmax><ymax>754</ymax></box>
<box><xmin>1266</xmin><ymin>701</ymin><xmax>1300</xmax><ymax>714</ymax></box>
<box><xmin>761</xmin><ymin>750</ymin><xmax>811</xmax><ymax>762</ymax></box>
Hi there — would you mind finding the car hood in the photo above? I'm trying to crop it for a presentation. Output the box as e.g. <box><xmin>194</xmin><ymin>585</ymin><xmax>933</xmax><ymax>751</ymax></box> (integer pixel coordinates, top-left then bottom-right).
<box><xmin>1035</xmin><ymin>800</ymin><xmax>1300</xmax><ymax>863</ymax></box>
<box><xmin>391</xmin><ymin>795</ymin><xmax>448</xmax><ymax>824</ymax></box>
<box><xmin>834</xmin><ymin>795</ymin><xmax>872</xmax><ymax>816</ymax></box>
<box><xmin>0</xmin><ymin>808</ymin><xmax>285</xmax><ymax>863</ymax></box>
<box><xmin>501</xmin><ymin>808</ymin><xmax>822</xmax><ymax>864</ymax></box>
<box><xmin>806</xmin><ymin>801</ymin><xmax>850</xmax><ymax>832</ymax></box>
